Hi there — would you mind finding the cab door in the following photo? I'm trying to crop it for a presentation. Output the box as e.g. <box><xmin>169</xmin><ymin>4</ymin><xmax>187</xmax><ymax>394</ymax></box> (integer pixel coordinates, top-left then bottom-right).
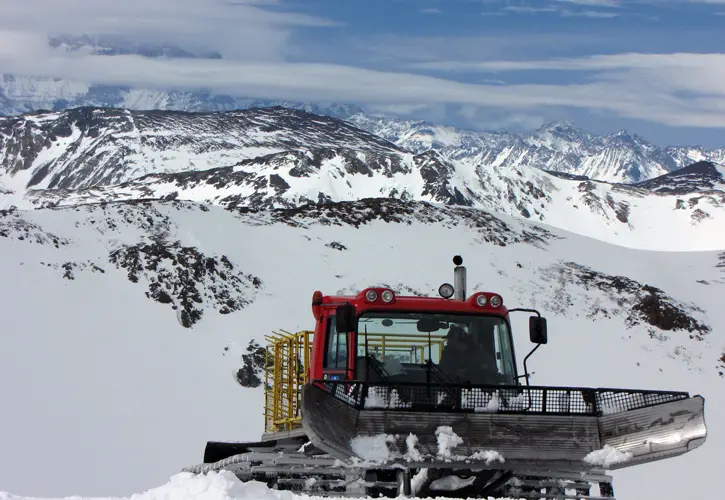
<box><xmin>322</xmin><ymin>315</ymin><xmax>352</xmax><ymax>380</ymax></box>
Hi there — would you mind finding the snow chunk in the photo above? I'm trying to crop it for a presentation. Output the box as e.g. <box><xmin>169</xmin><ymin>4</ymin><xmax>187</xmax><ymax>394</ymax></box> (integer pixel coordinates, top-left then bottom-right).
<box><xmin>350</xmin><ymin>434</ymin><xmax>395</xmax><ymax>462</ymax></box>
<box><xmin>404</xmin><ymin>433</ymin><xmax>423</xmax><ymax>461</ymax></box>
<box><xmin>435</xmin><ymin>426</ymin><xmax>463</xmax><ymax>459</ymax></box>
<box><xmin>474</xmin><ymin>391</ymin><xmax>500</xmax><ymax>413</ymax></box>
<box><xmin>363</xmin><ymin>386</ymin><xmax>411</xmax><ymax>408</ymax></box>
<box><xmin>364</xmin><ymin>386</ymin><xmax>387</xmax><ymax>408</ymax></box>
<box><xmin>583</xmin><ymin>445</ymin><xmax>633</xmax><ymax>467</ymax></box>
<box><xmin>470</xmin><ymin>450</ymin><xmax>505</xmax><ymax>465</ymax></box>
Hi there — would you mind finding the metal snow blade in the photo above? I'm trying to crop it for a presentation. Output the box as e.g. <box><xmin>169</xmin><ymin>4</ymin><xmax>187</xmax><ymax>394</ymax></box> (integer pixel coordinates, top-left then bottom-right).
<box><xmin>301</xmin><ymin>380</ymin><xmax>707</xmax><ymax>472</ymax></box>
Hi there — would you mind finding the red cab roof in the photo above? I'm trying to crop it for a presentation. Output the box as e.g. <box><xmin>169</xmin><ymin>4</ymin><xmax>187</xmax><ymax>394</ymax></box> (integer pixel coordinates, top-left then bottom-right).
<box><xmin>315</xmin><ymin>287</ymin><xmax>509</xmax><ymax>317</ymax></box>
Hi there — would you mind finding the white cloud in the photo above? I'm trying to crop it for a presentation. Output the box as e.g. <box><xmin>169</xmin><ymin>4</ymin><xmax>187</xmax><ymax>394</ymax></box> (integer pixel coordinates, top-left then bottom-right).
<box><xmin>0</xmin><ymin>0</ymin><xmax>339</xmax><ymax>61</ymax></box>
<box><xmin>556</xmin><ymin>0</ymin><xmax>620</xmax><ymax>6</ymax></box>
<box><xmin>561</xmin><ymin>9</ymin><xmax>620</xmax><ymax>16</ymax></box>
<box><xmin>0</xmin><ymin>0</ymin><xmax>723</xmax><ymax>131</ymax></box>
<box><xmin>1</xmin><ymin>40</ymin><xmax>724</xmax><ymax>128</ymax></box>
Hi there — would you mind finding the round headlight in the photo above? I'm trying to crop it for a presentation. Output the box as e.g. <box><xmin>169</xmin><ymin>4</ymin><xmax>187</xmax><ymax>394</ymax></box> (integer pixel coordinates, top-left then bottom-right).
<box><xmin>475</xmin><ymin>294</ymin><xmax>487</xmax><ymax>307</ymax></box>
<box><xmin>490</xmin><ymin>295</ymin><xmax>502</xmax><ymax>307</ymax></box>
<box><xmin>365</xmin><ymin>289</ymin><xmax>378</xmax><ymax>302</ymax></box>
<box><xmin>438</xmin><ymin>283</ymin><xmax>454</xmax><ymax>299</ymax></box>
<box><xmin>381</xmin><ymin>290</ymin><xmax>394</xmax><ymax>302</ymax></box>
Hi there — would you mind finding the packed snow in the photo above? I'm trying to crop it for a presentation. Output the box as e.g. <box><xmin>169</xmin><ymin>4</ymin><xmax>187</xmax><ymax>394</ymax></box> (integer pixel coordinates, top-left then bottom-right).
<box><xmin>583</xmin><ymin>445</ymin><xmax>634</xmax><ymax>468</ymax></box>
<box><xmin>349</xmin><ymin>434</ymin><xmax>396</xmax><ymax>463</ymax></box>
<box><xmin>435</xmin><ymin>426</ymin><xmax>464</xmax><ymax>460</ymax></box>
<box><xmin>0</xmin><ymin>199</ymin><xmax>721</xmax><ymax>500</ymax></box>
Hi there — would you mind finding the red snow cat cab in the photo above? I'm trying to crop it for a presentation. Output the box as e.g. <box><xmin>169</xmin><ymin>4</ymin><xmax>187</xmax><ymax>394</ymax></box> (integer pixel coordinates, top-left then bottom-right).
<box><xmin>184</xmin><ymin>256</ymin><xmax>707</xmax><ymax>499</ymax></box>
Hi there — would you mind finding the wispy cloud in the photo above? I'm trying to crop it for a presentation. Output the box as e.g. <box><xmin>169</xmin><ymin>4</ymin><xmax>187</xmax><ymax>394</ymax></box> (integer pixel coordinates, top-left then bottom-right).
<box><xmin>483</xmin><ymin>0</ymin><xmax>620</xmax><ymax>17</ymax></box>
<box><xmin>421</xmin><ymin>8</ymin><xmax>442</xmax><ymax>14</ymax></box>
<box><xmin>2</xmin><ymin>38</ymin><xmax>724</xmax><ymax>128</ymax></box>
<box><xmin>0</xmin><ymin>0</ymin><xmax>723</xmax><ymax>134</ymax></box>
<box><xmin>0</xmin><ymin>0</ymin><xmax>339</xmax><ymax>61</ymax></box>
<box><xmin>555</xmin><ymin>0</ymin><xmax>620</xmax><ymax>6</ymax></box>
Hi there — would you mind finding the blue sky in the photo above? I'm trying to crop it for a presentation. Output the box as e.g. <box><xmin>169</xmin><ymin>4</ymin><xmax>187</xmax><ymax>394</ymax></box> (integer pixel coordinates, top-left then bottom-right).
<box><xmin>0</xmin><ymin>0</ymin><xmax>724</xmax><ymax>147</ymax></box>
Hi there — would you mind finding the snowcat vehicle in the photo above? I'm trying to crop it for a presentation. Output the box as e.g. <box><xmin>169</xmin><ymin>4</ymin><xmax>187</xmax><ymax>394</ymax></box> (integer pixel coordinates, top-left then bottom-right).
<box><xmin>183</xmin><ymin>256</ymin><xmax>707</xmax><ymax>499</ymax></box>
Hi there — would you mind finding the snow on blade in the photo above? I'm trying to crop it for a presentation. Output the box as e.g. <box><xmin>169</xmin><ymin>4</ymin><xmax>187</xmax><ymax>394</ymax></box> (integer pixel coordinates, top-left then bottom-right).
<box><xmin>349</xmin><ymin>434</ymin><xmax>396</xmax><ymax>462</ymax></box>
<box><xmin>404</xmin><ymin>433</ymin><xmax>423</xmax><ymax>462</ymax></box>
<box><xmin>435</xmin><ymin>426</ymin><xmax>463</xmax><ymax>460</ymax></box>
<box><xmin>583</xmin><ymin>445</ymin><xmax>633</xmax><ymax>468</ymax></box>
<box><xmin>470</xmin><ymin>450</ymin><xmax>505</xmax><ymax>465</ymax></box>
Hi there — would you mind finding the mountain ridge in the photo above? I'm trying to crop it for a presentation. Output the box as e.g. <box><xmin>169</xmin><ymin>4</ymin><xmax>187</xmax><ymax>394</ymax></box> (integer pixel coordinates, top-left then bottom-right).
<box><xmin>1</xmin><ymin>106</ymin><xmax>724</xmax><ymax>251</ymax></box>
<box><xmin>2</xmin><ymin>74</ymin><xmax>725</xmax><ymax>184</ymax></box>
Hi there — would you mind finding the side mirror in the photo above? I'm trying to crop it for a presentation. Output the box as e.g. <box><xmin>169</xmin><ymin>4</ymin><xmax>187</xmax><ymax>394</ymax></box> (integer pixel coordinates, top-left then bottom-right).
<box><xmin>335</xmin><ymin>304</ymin><xmax>356</xmax><ymax>333</ymax></box>
<box><xmin>529</xmin><ymin>316</ymin><xmax>548</xmax><ymax>344</ymax></box>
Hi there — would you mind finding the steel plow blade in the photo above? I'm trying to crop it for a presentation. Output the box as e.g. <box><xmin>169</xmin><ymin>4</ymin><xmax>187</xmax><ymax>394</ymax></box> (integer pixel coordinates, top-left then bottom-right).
<box><xmin>599</xmin><ymin>394</ymin><xmax>706</xmax><ymax>469</ymax></box>
<box><xmin>301</xmin><ymin>381</ymin><xmax>706</xmax><ymax>472</ymax></box>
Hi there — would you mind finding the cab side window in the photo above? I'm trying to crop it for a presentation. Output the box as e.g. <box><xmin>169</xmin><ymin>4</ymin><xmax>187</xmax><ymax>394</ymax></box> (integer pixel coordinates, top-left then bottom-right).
<box><xmin>324</xmin><ymin>317</ymin><xmax>349</xmax><ymax>370</ymax></box>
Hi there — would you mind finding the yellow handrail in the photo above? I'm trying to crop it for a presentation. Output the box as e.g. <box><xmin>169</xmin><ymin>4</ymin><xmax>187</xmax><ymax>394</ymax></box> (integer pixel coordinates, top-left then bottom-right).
<box><xmin>263</xmin><ymin>330</ymin><xmax>449</xmax><ymax>434</ymax></box>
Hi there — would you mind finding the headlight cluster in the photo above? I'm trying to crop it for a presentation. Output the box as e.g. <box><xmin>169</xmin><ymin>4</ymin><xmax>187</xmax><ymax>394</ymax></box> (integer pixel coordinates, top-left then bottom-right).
<box><xmin>363</xmin><ymin>288</ymin><xmax>396</xmax><ymax>303</ymax></box>
<box><xmin>473</xmin><ymin>292</ymin><xmax>503</xmax><ymax>308</ymax></box>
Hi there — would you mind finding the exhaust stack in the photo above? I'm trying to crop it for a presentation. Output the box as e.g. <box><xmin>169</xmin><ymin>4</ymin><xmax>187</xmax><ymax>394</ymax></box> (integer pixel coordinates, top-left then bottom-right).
<box><xmin>453</xmin><ymin>255</ymin><xmax>466</xmax><ymax>301</ymax></box>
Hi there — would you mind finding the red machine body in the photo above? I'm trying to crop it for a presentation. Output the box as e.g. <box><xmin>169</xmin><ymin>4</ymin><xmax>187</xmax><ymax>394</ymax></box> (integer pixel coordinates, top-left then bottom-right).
<box><xmin>309</xmin><ymin>287</ymin><xmax>511</xmax><ymax>382</ymax></box>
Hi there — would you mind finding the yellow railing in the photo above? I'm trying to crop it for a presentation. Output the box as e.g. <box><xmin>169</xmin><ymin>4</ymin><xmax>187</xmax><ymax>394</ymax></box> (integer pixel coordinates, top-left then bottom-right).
<box><xmin>263</xmin><ymin>330</ymin><xmax>449</xmax><ymax>435</ymax></box>
<box><xmin>359</xmin><ymin>332</ymin><xmax>446</xmax><ymax>363</ymax></box>
<box><xmin>264</xmin><ymin>329</ymin><xmax>314</xmax><ymax>434</ymax></box>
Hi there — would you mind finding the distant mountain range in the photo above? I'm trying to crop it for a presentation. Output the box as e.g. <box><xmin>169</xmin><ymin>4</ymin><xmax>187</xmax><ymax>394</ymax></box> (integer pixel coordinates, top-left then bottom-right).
<box><xmin>2</xmin><ymin>73</ymin><xmax>724</xmax><ymax>185</ymax></box>
<box><xmin>1</xmin><ymin>106</ymin><xmax>723</xmax><ymax>251</ymax></box>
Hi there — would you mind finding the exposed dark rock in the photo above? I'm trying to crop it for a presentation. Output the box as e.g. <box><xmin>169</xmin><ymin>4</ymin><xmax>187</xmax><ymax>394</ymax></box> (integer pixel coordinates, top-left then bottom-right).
<box><xmin>268</xmin><ymin>173</ymin><xmax>290</xmax><ymax>193</ymax></box>
<box><xmin>605</xmin><ymin>194</ymin><xmax>630</xmax><ymax>223</ymax></box>
<box><xmin>628</xmin><ymin>284</ymin><xmax>709</xmax><ymax>335</ymax></box>
<box><xmin>633</xmin><ymin>161</ymin><xmax>724</xmax><ymax>195</ymax></box>
<box><xmin>326</xmin><ymin>241</ymin><xmax>347</xmax><ymax>251</ymax></box>
<box><xmin>232</xmin><ymin>198</ymin><xmax>557</xmax><ymax>248</ymax></box>
<box><xmin>691</xmin><ymin>208</ymin><xmax>710</xmax><ymax>223</ymax></box>
<box><xmin>0</xmin><ymin>209</ymin><xmax>70</xmax><ymax>247</ymax></box>
<box><xmin>718</xmin><ymin>353</ymin><xmax>724</xmax><ymax>378</ymax></box>
<box><xmin>108</xmin><ymin>240</ymin><xmax>262</xmax><ymax>327</ymax></box>
<box><xmin>544</xmin><ymin>171</ymin><xmax>590</xmax><ymax>181</ymax></box>
<box><xmin>545</xmin><ymin>262</ymin><xmax>711</xmax><ymax>336</ymax></box>
<box><xmin>235</xmin><ymin>340</ymin><xmax>267</xmax><ymax>388</ymax></box>
<box><xmin>415</xmin><ymin>151</ymin><xmax>472</xmax><ymax>205</ymax></box>
<box><xmin>39</xmin><ymin>260</ymin><xmax>106</xmax><ymax>279</ymax></box>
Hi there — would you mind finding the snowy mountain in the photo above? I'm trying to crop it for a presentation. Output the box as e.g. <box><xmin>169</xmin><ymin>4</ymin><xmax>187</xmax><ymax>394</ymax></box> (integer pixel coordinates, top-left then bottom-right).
<box><xmin>3</xmin><ymin>71</ymin><xmax>725</xmax><ymax>184</ymax></box>
<box><xmin>1</xmin><ymin>107</ymin><xmax>723</xmax><ymax>251</ymax></box>
<box><xmin>0</xmin><ymin>74</ymin><xmax>363</xmax><ymax>121</ymax></box>
<box><xmin>346</xmin><ymin>114</ymin><xmax>725</xmax><ymax>184</ymax></box>
<box><xmin>0</xmin><ymin>198</ymin><xmax>722</xmax><ymax>500</ymax></box>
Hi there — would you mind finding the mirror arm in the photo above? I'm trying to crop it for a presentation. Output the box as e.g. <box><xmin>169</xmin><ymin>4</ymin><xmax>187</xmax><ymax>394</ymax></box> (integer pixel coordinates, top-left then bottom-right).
<box><xmin>508</xmin><ymin>307</ymin><xmax>541</xmax><ymax>317</ymax></box>
<box><xmin>521</xmin><ymin>343</ymin><xmax>541</xmax><ymax>386</ymax></box>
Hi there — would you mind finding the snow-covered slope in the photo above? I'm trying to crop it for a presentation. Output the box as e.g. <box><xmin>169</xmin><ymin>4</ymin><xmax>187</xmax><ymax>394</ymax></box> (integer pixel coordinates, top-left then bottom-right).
<box><xmin>2</xmin><ymin>107</ymin><xmax>723</xmax><ymax>251</ymax></box>
<box><xmin>0</xmin><ymin>198</ymin><xmax>722</xmax><ymax>500</ymax></box>
<box><xmin>0</xmin><ymin>106</ymin><xmax>403</xmax><ymax>191</ymax></box>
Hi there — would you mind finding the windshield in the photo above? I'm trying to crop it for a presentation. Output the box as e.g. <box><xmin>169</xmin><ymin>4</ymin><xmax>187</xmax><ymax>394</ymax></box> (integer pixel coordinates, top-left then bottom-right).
<box><xmin>356</xmin><ymin>311</ymin><xmax>516</xmax><ymax>386</ymax></box>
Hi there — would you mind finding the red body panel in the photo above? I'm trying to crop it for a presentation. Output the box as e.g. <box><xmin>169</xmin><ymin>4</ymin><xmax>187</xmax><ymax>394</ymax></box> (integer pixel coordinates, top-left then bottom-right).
<box><xmin>308</xmin><ymin>287</ymin><xmax>510</xmax><ymax>381</ymax></box>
